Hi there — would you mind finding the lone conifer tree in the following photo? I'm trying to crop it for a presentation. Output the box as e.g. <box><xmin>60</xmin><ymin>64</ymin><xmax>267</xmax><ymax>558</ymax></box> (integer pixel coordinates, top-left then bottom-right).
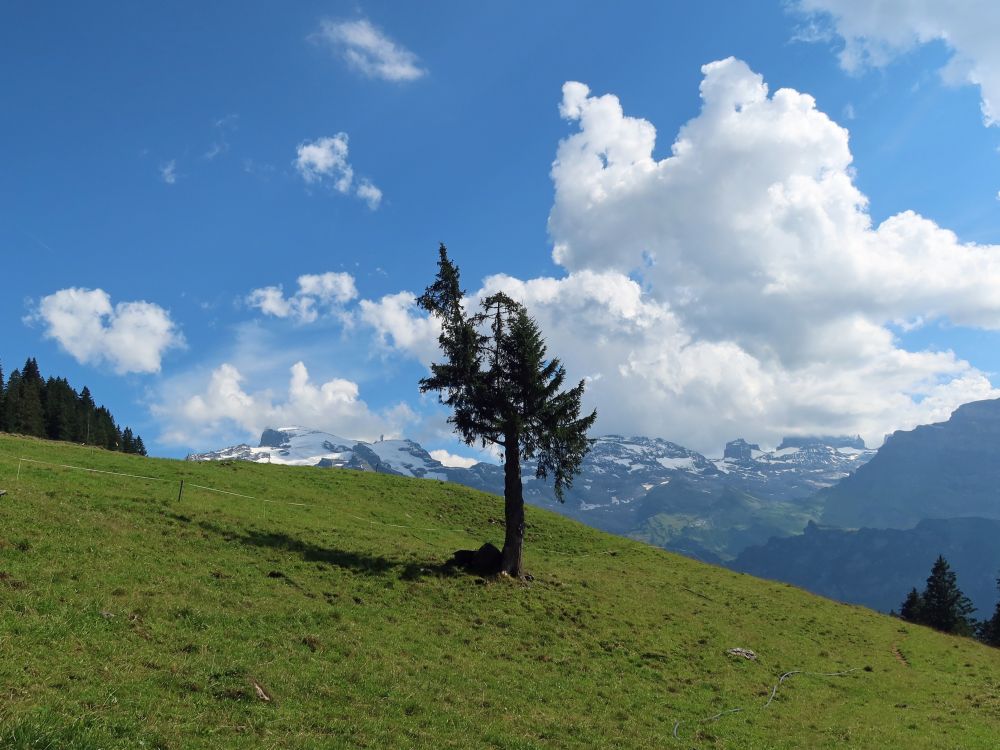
<box><xmin>920</xmin><ymin>555</ymin><xmax>975</xmax><ymax>635</ymax></box>
<box><xmin>898</xmin><ymin>587</ymin><xmax>924</xmax><ymax>623</ymax></box>
<box><xmin>418</xmin><ymin>245</ymin><xmax>597</xmax><ymax>576</ymax></box>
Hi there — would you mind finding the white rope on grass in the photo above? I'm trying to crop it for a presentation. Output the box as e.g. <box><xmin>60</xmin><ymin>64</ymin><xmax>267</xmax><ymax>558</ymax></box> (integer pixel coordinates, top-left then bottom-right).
<box><xmin>671</xmin><ymin>666</ymin><xmax>862</xmax><ymax>741</ymax></box>
<box><xmin>14</xmin><ymin>454</ymin><xmax>628</xmax><ymax>555</ymax></box>
<box><xmin>185</xmin><ymin>483</ymin><xmax>259</xmax><ymax>501</ymax></box>
<box><xmin>17</xmin><ymin>457</ymin><xmax>172</xmax><ymax>484</ymax></box>
<box><xmin>13</xmin><ymin>456</ymin><xmax>314</xmax><ymax>509</ymax></box>
<box><xmin>761</xmin><ymin>668</ymin><xmax>861</xmax><ymax>709</ymax></box>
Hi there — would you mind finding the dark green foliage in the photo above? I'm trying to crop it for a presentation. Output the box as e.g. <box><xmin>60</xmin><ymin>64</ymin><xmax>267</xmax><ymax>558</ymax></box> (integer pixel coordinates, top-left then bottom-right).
<box><xmin>922</xmin><ymin>556</ymin><xmax>976</xmax><ymax>634</ymax></box>
<box><xmin>418</xmin><ymin>245</ymin><xmax>596</xmax><ymax>575</ymax></box>
<box><xmin>14</xmin><ymin>359</ymin><xmax>45</xmax><ymax>437</ymax></box>
<box><xmin>898</xmin><ymin>588</ymin><xmax>924</xmax><ymax>623</ymax></box>
<box><xmin>977</xmin><ymin>578</ymin><xmax>1000</xmax><ymax>647</ymax></box>
<box><xmin>44</xmin><ymin>377</ymin><xmax>78</xmax><ymax>441</ymax></box>
<box><xmin>0</xmin><ymin>357</ymin><xmax>146</xmax><ymax>454</ymax></box>
<box><xmin>2</xmin><ymin>369</ymin><xmax>23</xmax><ymax>435</ymax></box>
<box><xmin>900</xmin><ymin>555</ymin><xmax>975</xmax><ymax>635</ymax></box>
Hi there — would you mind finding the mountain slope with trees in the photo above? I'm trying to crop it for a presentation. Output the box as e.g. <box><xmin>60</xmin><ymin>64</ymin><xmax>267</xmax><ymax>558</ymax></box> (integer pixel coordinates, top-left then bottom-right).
<box><xmin>0</xmin><ymin>357</ymin><xmax>146</xmax><ymax>454</ymax></box>
<box><xmin>733</xmin><ymin>518</ymin><xmax>1000</xmax><ymax>614</ymax></box>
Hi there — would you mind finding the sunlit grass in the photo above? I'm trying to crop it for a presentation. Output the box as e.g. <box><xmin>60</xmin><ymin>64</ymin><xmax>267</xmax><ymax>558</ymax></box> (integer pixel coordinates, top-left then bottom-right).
<box><xmin>1</xmin><ymin>433</ymin><xmax>998</xmax><ymax>748</ymax></box>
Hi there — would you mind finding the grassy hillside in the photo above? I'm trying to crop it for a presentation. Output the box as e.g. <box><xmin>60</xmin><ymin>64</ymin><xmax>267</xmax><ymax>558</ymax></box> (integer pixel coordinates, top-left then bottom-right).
<box><xmin>1</xmin><ymin>434</ymin><xmax>999</xmax><ymax>749</ymax></box>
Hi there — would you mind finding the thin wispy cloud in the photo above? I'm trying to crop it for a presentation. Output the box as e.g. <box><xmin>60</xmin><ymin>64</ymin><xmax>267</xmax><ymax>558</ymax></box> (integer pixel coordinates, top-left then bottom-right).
<box><xmin>159</xmin><ymin>160</ymin><xmax>177</xmax><ymax>184</ymax></box>
<box><xmin>204</xmin><ymin>113</ymin><xmax>239</xmax><ymax>160</ymax></box>
<box><xmin>795</xmin><ymin>1</ymin><xmax>1000</xmax><ymax>126</ymax></box>
<box><xmin>315</xmin><ymin>18</ymin><xmax>426</xmax><ymax>82</ymax></box>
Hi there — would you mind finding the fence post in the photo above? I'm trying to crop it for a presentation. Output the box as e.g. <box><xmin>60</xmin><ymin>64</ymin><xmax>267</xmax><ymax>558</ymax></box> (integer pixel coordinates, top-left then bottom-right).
<box><xmin>177</xmin><ymin>480</ymin><xmax>184</xmax><ymax>502</ymax></box>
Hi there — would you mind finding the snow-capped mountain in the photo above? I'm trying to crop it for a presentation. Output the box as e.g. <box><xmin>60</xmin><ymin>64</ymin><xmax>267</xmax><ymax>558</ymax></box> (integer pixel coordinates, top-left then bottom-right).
<box><xmin>190</xmin><ymin>426</ymin><xmax>874</xmax><ymax>561</ymax></box>
<box><xmin>188</xmin><ymin>426</ymin><xmax>503</xmax><ymax>488</ymax></box>
<box><xmin>519</xmin><ymin>434</ymin><xmax>875</xmax><ymax>560</ymax></box>
<box><xmin>707</xmin><ymin>436</ymin><xmax>873</xmax><ymax>502</ymax></box>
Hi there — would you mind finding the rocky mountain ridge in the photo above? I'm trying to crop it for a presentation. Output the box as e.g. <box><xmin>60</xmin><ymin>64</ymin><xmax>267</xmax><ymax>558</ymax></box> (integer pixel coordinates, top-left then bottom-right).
<box><xmin>820</xmin><ymin>398</ymin><xmax>1000</xmax><ymax>529</ymax></box>
<box><xmin>190</xmin><ymin>426</ymin><xmax>875</xmax><ymax>560</ymax></box>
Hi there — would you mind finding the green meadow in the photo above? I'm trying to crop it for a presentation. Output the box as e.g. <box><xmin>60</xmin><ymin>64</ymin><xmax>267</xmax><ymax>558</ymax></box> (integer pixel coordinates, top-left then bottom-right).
<box><xmin>1</xmin><ymin>433</ymin><xmax>998</xmax><ymax>748</ymax></box>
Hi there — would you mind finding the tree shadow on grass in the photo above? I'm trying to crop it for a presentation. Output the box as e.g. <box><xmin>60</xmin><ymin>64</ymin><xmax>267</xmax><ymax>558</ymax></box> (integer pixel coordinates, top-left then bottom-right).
<box><xmin>198</xmin><ymin>520</ymin><xmax>451</xmax><ymax>579</ymax></box>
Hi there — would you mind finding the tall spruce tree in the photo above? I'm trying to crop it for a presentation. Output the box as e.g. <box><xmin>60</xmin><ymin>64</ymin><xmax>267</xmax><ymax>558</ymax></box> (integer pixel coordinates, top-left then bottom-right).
<box><xmin>418</xmin><ymin>245</ymin><xmax>596</xmax><ymax>576</ymax></box>
<box><xmin>15</xmin><ymin>358</ymin><xmax>46</xmax><ymax>437</ymax></box>
<box><xmin>44</xmin><ymin>377</ymin><xmax>77</xmax><ymax>442</ymax></box>
<box><xmin>3</xmin><ymin>369</ymin><xmax>21</xmax><ymax>433</ymax></box>
<box><xmin>77</xmin><ymin>387</ymin><xmax>95</xmax><ymax>444</ymax></box>
<box><xmin>920</xmin><ymin>555</ymin><xmax>976</xmax><ymax>635</ymax></box>
<box><xmin>899</xmin><ymin>587</ymin><xmax>924</xmax><ymax>624</ymax></box>
<box><xmin>0</xmin><ymin>360</ymin><xmax>5</xmax><ymax>431</ymax></box>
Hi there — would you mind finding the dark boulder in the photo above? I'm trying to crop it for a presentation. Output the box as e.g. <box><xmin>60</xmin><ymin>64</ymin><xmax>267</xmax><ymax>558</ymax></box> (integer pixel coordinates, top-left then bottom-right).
<box><xmin>446</xmin><ymin>543</ymin><xmax>502</xmax><ymax>575</ymax></box>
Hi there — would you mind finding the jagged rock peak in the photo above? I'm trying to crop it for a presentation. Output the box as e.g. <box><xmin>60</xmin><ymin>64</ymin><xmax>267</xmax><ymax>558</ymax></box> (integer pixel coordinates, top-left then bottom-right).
<box><xmin>259</xmin><ymin>428</ymin><xmax>289</xmax><ymax>448</ymax></box>
<box><xmin>723</xmin><ymin>439</ymin><xmax>760</xmax><ymax>461</ymax></box>
<box><xmin>776</xmin><ymin>435</ymin><xmax>866</xmax><ymax>451</ymax></box>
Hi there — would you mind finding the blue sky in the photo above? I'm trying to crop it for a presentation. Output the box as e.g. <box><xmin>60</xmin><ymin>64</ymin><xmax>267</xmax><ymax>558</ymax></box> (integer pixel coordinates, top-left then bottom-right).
<box><xmin>5</xmin><ymin>1</ymin><xmax>1000</xmax><ymax>461</ymax></box>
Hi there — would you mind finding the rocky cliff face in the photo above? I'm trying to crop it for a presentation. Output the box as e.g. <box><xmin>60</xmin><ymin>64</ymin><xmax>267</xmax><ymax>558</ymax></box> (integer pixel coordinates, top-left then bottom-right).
<box><xmin>723</xmin><ymin>439</ymin><xmax>760</xmax><ymax>462</ymax></box>
<box><xmin>820</xmin><ymin>398</ymin><xmax>1000</xmax><ymax>529</ymax></box>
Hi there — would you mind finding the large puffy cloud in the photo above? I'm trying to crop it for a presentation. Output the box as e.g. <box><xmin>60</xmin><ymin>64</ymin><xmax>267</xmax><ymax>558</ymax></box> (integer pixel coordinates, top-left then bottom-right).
<box><xmin>358</xmin><ymin>291</ymin><xmax>441</xmax><ymax>362</ymax></box>
<box><xmin>544</xmin><ymin>59</ymin><xmax>1000</xmax><ymax>448</ymax></box>
<box><xmin>248</xmin><ymin>272</ymin><xmax>357</xmax><ymax>324</ymax></box>
<box><xmin>794</xmin><ymin>0</ymin><xmax>1000</xmax><ymax>125</ymax></box>
<box><xmin>34</xmin><ymin>287</ymin><xmax>184</xmax><ymax>374</ymax></box>
<box><xmin>353</xmin><ymin>269</ymin><xmax>995</xmax><ymax>452</ymax></box>
<box><xmin>157</xmin><ymin>360</ymin><xmax>414</xmax><ymax>446</ymax></box>
<box><xmin>550</xmin><ymin>60</ymin><xmax>1000</xmax><ymax>363</ymax></box>
<box><xmin>348</xmin><ymin>59</ymin><xmax>1000</xmax><ymax>453</ymax></box>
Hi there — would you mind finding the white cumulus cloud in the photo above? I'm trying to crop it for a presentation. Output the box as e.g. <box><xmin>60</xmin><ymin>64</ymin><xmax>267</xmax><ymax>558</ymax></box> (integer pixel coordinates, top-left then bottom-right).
<box><xmin>34</xmin><ymin>287</ymin><xmax>184</xmax><ymax>374</ymax></box>
<box><xmin>543</xmin><ymin>58</ymin><xmax>1000</xmax><ymax>449</ymax></box>
<box><xmin>353</xmin><ymin>59</ymin><xmax>1000</xmax><ymax>453</ymax></box>
<box><xmin>429</xmin><ymin>449</ymin><xmax>480</xmax><ymax>469</ymax></box>
<box><xmin>315</xmin><ymin>18</ymin><xmax>426</xmax><ymax>82</ymax></box>
<box><xmin>248</xmin><ymin>272</ymin><xmax>357</xmax><ymax>324</ymax></box>
<box><xmin>795</xmin><ymin>0</ymin><xmax>1000</xmax><ymax>125</ymax></box>
<box><xmin>295</xmin><ymin>134</ymin><xmax>382</xmax><ymax>209</ymax></box>
<box><xmin>157</xmin><ymin>360</ymin><xmax>414</xmax><ymax>447</ymax></box>
<box><xmin>358</xmin><ymin>291</ymin><xmax>441</xmax><ymax>362</ymax></box>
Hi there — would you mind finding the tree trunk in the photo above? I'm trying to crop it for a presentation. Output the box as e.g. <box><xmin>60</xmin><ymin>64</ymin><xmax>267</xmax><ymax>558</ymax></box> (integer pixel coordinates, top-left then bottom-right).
<box><xmin>501</xmin><ymin>432</ymin><xmax>525</xmax><ymax>577</ymax></box>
